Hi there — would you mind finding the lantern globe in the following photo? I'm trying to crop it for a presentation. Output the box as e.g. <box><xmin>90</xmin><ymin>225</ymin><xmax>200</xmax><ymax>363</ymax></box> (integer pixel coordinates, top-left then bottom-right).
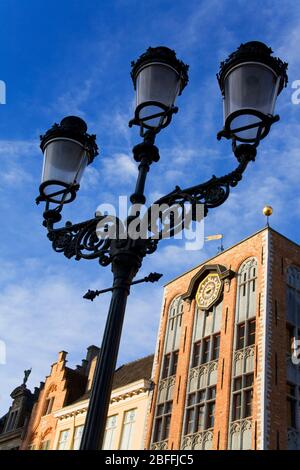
<box><xmin>131</xmin><ymin>46</ymin><xmax>189</xmax><ymax>130</ymax></box>
<box><xmin>217</xmin><ymin>41</ymin><xmax>288</xmax><ymax>143</ymax></box>
<box><xmin>39</xmin><ymin>116</ymin><xmax>98</xmax><ymax>205</ymax></box>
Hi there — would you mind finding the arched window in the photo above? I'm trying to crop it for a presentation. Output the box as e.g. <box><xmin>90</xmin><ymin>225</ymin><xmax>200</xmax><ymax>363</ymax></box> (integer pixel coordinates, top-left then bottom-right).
<box><xmin>161</xmin><ymin>296</ymin><xmax>183</xmax><ymax>380</ymax></box>
<box><xmin>181</xmin><ymin>290</ymin><xmax>223</xmax><ymax>450</ymax></box>
<box><xmin>286</xmin><ymin>266</ymin><xmax>300</xmax><ymax>449</ymax></box>
<box><xmin>151</xmin><ymin>296</ymin><xmax>184</xmax><ymax>449</ymax></box>
<box><xmin>5</xmin><ymin>408</ymin><xmax>20</xmax><ymax>433</ymax></box>
<box><xmin>287</xmin><ymin>266</ymin><xmax>300</xmax><ymax>327</ymax></box>
<box><xmin>229</xmin><ymin>257</ymin><xmax>257</xmax><ymax>450</ymax></box>
<box><xmin>164</xmin><ymin>296</ymin><xmax>184</xmax><ymax>354</ymax></box>
<box><xmin>236</xmin><ymin>257</ymin><xmax>257</xmax><ymax>324</ymax></box>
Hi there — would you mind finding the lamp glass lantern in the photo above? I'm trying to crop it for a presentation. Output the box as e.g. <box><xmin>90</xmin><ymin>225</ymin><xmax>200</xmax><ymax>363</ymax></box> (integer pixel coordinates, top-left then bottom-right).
<box><xmin>39</xmin><ymin>116</ymin><xmax>98</xmax><ymax>205</ymax></box>
<box><xmin>131</xmin><ymin>46</ymin><xmax>189</xmax><ymax>130</ymax></box>
<box><xmin>41</xmin><ymin>138</ymin><xmax>89</xmax><ymax>202</ymax></box>
<box><xmin>218</xmin><ymin>41</ymin><xmax>288</xmax><ymax>143</ymax></box>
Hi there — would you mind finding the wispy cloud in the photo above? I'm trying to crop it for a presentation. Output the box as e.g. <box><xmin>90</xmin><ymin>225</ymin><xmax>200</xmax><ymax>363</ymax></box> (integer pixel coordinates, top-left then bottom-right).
<box><xmin>0</xmin><ymin>256</ymin><xmax>162</xmax><ymax>414</ymax></box>
<box><xmin>101</xmin><ymin>152</ymin><xmax>137</xmax><ymax>186</ymax></box>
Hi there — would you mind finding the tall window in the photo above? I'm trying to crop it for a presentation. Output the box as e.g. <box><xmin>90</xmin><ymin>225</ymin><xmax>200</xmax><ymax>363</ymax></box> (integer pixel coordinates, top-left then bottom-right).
<box><xmin>102</xmin><ymin>415</ymin><xmax>118</xmax><ymax>450</ymax></box>
<box><xmin>236</xmin><ymin>319</ymin><xmax>256</xmax><ymax>350</ymax></box>
<box><xmin>57</xmin><ymin>429</ymin><xmax>70</xmax><ymax>450</ymax></box>
<box><xmin>164</xmin><ymin>297</ymin><xmax>183</xmax><ymax>358</ymax></box>
<box><xmin>72</xmin><ymin>425</ymin><xmax>84</xmax><ymax>450</ymax></box>
<box><xmin>229</xmin><ymin>257</ymin><xmax>257</xmax><ymax>450</ymax></box>
<box><xmin>153</xmin><ymin>401</ymin><xmax>172</xmax><ymax>443</ymax></box>
<box><xmin>184</xmin><ymin>385</ymin><xmax>216</xmax><ymax>435</ymax></box>
<box><xmin>152</xmin><ymin>297</ymin><xmax>184</xmax><ymax>447</ymax></box>
<box><xmin>5</xmin><ymin>409</ymin><xmax>19</xmax><ymax>432</ymax></box>
<box><xmin>286</xmin><ymin>266</ymin><xmax>300</xmax><ymax>449</ymax></box>
<box><xmin>43</xmin><ymin>396</ymin><xmax>54</xmax><ymax>416</ymax></box>
<box><xmin>192</xmin><ymin>333</ymin><xmax>221</xmax><ymax>368</ymax></box>
<box><xmin>190</xmin><ymin>302</ymin><xmax>222</xmax><ymax>369</ymax></box>
<box><xmin>286</xmin><ymin>266</ymin><xmax>300</xmax><ymax>356</ymax></box>
<box><xmin>232</xmin><ymin>373</ymin><xmax>254</xmax><ymax>421</ymax></box>
<box><xmin>120</xmin><ymin>409</ymin><xmax>136</xmax><ymax>450</ymax></box>
<box><xmin>162</xmin><ymin>350</ymin><xmax>179</xmax><ymax>378</ymax></box>
<box><xmin>182</xmin><ymin>294</ymin><xmax>222</xmax><ymax>450</ymax></box>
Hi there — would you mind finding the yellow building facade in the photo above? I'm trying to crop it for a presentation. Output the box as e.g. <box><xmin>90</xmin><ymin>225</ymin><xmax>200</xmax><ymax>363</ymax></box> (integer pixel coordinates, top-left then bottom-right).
<box><xmin>53</xmin><ymin>376</ymin><xmax>152</xmax><ymax>450</ymax></box>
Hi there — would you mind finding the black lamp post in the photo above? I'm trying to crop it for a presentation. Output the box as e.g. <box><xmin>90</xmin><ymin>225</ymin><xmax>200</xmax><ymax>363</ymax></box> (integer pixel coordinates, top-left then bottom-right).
<box><xmin>36</xmin><ymin>42</ymin><xmax>287</xmax><ymax>450</ymax></box>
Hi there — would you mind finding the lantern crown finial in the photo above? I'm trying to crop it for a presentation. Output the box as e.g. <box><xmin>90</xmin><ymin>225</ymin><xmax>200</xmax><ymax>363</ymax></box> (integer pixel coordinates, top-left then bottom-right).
<box><xmin>60</xmin><ymin>116</ymin><xmax>88</xmax><ymax>134</ymax></box>
<box><xmin>40</xmin><ymin>116</ymin><xmax>98</xmax><ymax>163</ymax></box>
<box><xmin>217</xmin><ymin>41</ymin><xmax>288</xmax><ymax>96</ymax></box>
<box><xmin>131</xmin><ymin>46</ymin><xmax>189</xmax><ymax>94</ymax></box>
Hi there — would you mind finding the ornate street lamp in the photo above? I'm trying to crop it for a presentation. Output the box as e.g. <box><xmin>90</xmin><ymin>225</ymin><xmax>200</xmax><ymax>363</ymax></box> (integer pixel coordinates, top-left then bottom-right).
<box><xmin>130</xmin><ymin>46</ymin><xmax>189</xmax><ymax>133</ymax></box>
<box><xmin>37</xmin><ymin>116</ymin><xmax>98</xmax><ymax>208</ymax></box>
<box><xmin>35</xmin><ymin>42</ymin><xmax>287</xmax><ymax>450</ymax></box>
<box><xmin>217</xmin><ymin>41</ymin><xmax>288</xmax><ymax>144</ymax></box>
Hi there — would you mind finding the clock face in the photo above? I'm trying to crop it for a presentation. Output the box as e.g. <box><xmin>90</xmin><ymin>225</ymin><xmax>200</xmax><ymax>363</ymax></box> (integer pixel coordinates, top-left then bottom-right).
<box><xmin>196</xmin><ymin>273</ymin><xmax>222</xmax><ymax>310</ymax></box>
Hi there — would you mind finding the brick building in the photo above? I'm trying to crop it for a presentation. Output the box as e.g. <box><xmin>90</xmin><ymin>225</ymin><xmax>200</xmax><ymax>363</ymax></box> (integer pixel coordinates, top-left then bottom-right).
<box><xmin>145</xmin><ymin>226</ymin><xmax>300</xmax><ymax>450</ymax></box>
<box><xmin>0</xmin><ymin>378</ymin><xmax>42</xmax><ymax>450</ymax></box>
<box><xmin>20</xmin><ymin>345</ymin><xmax>153</xmax><ymax>450</ymax></box>
<box><xmin>52</xmin><ymin>355</ymin><xmax>153</xmax><ymax>450</ymax></box>
<box><xmin>21</xmin><ymin>346</ymin><xmax>98</xmax><ymax>450</ymax></box>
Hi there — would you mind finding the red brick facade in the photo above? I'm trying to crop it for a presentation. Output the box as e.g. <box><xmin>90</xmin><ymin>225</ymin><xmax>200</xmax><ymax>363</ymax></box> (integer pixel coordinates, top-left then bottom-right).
<box><xmin>146</xmin><ymin>227</ymin><xmax>300</xmax><ymax>450</ymax></box>
<box><xmin>20</xmin><ymin>349</ymin><xmax>95</xmax><ymax>450</ymax></box>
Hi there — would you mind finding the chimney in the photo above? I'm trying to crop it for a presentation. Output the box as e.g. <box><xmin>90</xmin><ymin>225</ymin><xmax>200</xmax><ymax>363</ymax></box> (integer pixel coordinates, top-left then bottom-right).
<box><xmin>85</xmin><ymin>345</ymin><xmax>99</xmax><ymax>364</ymax></box>
<box><xmin>85</xmin><ymin>345</ymin><xmax>100</xmax><ymax>375</ymax></box>
<box><xmin>58</xmin><ymin>351</ymin><xmax>68</xmax><ymax>362</ymax></box>
<box><xmin>81</xmin><ymin>359</ymin><xmax>88</xmax><ymax>371</ymax></box>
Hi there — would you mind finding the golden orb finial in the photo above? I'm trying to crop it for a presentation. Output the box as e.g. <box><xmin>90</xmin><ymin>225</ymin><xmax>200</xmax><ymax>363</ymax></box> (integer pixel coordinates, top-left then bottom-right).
<box><xmin>263</xmin><ymin>205</ymin><xmax>273</xmax><ymax>226</ymax></box>
<box><xmin>263</xmin><ymin>205</ymin><xmax>273</xmax><ymax>217</ymax></box>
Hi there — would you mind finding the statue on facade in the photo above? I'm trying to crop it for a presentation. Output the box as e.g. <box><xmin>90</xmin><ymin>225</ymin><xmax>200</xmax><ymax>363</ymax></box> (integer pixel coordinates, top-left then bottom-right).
<box><xmin>22</xmin><ymin>368</ymin><xmax>32</xmax><ymax>386</ymax></box>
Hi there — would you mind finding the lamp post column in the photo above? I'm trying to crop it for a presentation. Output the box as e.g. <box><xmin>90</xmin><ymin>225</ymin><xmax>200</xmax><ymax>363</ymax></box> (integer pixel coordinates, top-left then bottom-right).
<box><xmin>80</xmin><ymin>135</ymin><xmax>160</xmax><ymax>450</ymax></box>
<box><xmin>80</xmin><ymin>246</ymin><xmax>143</xmax><ymax>450</ymax></box>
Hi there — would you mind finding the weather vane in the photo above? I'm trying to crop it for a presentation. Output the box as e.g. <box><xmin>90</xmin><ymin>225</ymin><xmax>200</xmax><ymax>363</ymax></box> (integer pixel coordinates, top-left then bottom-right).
<box><xmin>205</xmin><ymin>234</ymin><xmax>224</xmax><ymax>253</ymax></box>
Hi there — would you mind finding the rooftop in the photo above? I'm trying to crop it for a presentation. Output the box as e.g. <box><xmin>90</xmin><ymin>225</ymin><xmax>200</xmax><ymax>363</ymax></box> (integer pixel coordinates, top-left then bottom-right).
<box><xmin>164</xmin><ymin>226</ymin><xmax>300</xmax><ymax>287</ymax></box>
<box><xmin>72</xmin><ymin>354</ymin><xmax>154</xmax><ymax>404</ymax></box>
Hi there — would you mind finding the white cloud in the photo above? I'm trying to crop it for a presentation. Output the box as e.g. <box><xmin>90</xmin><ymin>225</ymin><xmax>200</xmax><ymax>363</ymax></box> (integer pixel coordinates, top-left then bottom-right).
<box><xmin>80</xmin><ymin>166</ymin><xmax>101</xmax><ymax>190</ymax></box>
<box><xmin>2</xmin><ymin>164</ymin><xmax>33</xmax><ymax>186</ymax></box>
<box><xmin>54</xmin><ymin>79</ymin><xmax>93</xmax><ymax>117</ymax></box>
<box><xmin>0</xmin><ymin>139</ymin><xmax>38</xmax><ymax>188</ymax></box>
<box><xmin>0</xmin><ymin>140</ymin><xmax>38</xmax><ymax>157</ymax></box>
<box><xmin>101</xmin><ymin>152</ymin><xmax>137</xmax><ymax>186</ymax></box>
<box><xmin>0</xmin><ymin>256</ymin><xmax>162</xmax><ymax>415</ymax></box>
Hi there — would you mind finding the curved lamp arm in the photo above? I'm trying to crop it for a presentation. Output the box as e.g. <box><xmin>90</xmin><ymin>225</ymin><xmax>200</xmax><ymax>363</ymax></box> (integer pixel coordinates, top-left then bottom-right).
<box><xmin>46</xmin><ymin>215</ymin><xmax>112</xmax><ymax>266</ymax></box>
<box><xmin>42</xmin><ymin>142</ymin><xmax>256</xmax><ymax>265</ymax></box>
<box><xmin>146</xmin><ymin>143</ymin><xmax>256</xmax><ymax>240</ymax></box>
<box><xmin>154</xmin><ymin>147</ymin><xmax>254</xmax><ymax>211</ymax></box>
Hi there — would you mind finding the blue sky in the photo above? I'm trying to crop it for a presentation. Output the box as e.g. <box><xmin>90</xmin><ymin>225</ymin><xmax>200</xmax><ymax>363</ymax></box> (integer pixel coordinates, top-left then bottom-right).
<box><xmin>1</xmin><ymin>0</ymin><xmax>300</xmax><ymax>415</ymax></box>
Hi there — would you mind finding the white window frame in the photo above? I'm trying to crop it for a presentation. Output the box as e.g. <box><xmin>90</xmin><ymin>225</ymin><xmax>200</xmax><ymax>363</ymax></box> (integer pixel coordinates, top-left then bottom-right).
<box><xmin>102</xmin><ymin>415</ymin><xmax>118</xmax><ymax>450</ymax></box>
<box><xmin>57</xmin><ymin>429</ymin><xmax>70</xmax><ymax>450</ymax></box>
<box><xmin>119</xmin><ymin>409</ymin><xmax>137</xmax><ymax>450</ymax></box>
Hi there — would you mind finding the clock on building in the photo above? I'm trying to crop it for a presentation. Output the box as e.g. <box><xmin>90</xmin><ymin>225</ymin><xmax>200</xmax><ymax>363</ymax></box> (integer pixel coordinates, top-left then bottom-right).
<box><xmin>195</xmin><ymin>273</ymin><xmax>222</xmax><ymax>310</ymax></box>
